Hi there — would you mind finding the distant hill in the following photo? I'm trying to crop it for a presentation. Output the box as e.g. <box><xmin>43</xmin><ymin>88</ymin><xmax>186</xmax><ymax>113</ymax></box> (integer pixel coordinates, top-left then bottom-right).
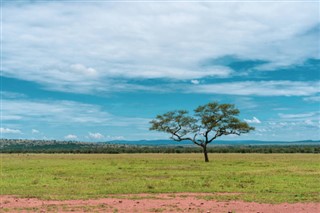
<box><xmin>104</xmin><ymin>139</ymin><xmax>320</xmax><ymax>146</ymax></box>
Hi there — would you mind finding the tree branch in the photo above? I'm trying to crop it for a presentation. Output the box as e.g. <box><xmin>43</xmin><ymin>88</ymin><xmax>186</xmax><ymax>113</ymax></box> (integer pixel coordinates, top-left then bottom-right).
<box><xmin>170</xmin><ymin>131</ymin><xmax>202</xmax><ymax>147</ymax></box>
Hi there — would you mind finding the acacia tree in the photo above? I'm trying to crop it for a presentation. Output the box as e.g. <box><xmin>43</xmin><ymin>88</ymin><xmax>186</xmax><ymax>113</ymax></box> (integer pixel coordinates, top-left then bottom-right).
<box><xmin>150</xmin><ymin>102</ymin><xmax>254</xmax><ymax>162</ymax></box>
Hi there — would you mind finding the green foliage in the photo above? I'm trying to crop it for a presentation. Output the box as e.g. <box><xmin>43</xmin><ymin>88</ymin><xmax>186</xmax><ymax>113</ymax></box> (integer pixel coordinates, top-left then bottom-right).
<box><xmin>1</xmin><ymin>154</ymin><xmax>319</xmax><ymax>203</ymax></box>
<box><xmin>150</xmin><ymin>102</ymin><xmax>254</xmax><ymax>147</ymax></box>
<box><xmin>150</xmin><ymin>110</ymin><xmax>197</xmax><ymax>138</ymax></box>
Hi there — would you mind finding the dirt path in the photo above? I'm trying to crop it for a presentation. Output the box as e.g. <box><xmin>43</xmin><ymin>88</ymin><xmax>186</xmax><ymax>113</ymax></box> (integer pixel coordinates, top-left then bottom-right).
<box><xmin>1</xmin><ymin>193</ymin><xmax>319</xmax><ymax>213</ymax></box>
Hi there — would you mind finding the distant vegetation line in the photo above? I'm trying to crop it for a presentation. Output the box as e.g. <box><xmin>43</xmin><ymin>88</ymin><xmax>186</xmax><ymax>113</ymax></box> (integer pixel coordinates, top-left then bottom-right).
<box><xmin>1</xmin><ymin>139</ymin><xmax>319</xmax><ymax>154</ymax></box>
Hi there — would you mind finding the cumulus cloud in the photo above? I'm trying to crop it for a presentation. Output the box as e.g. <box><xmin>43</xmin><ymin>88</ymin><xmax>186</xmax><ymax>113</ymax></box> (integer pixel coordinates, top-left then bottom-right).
<box><xmin>244</xmin><ymin>117</ymin><xmax>261</xmax><ymax>124</ymax></box>
<box><xmin>191</xmin><ymin>79</ymin><xmax>200</xmax><ymax>85</ymax></box>
<box><xmin>0</xmin><ymin>127</ymin><xmax>22</xmax><ymax>134</ymax></box>
<box><xmin>64</xmin><ymin>134</ymin><xmax>78</xmax><ymax>140</ymax></box>
<box><xmin>304</xmin><ymin>120</ymin><xmax>314</xmax><ymax>126</ymax></box>
<box><xmin>31</xmin><ymin>129</ymin><xmax>40</xmax><ymax>134</ymax></box>
<box><xmin>70</xmin><ymin>64</ymin><xmax>97</xmax><ymax>77</ymax></box>
<box><xmin>88</xmin><ymin>132</ymin><xmax>104</xmax><ymax>139</ymax></box>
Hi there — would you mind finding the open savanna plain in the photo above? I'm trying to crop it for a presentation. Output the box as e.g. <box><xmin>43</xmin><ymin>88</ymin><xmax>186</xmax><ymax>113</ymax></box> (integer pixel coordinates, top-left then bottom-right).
<box><xmin>1</xmin><ymin>153</ymin><xmax>319</xmax><ymax>212</ymax></box>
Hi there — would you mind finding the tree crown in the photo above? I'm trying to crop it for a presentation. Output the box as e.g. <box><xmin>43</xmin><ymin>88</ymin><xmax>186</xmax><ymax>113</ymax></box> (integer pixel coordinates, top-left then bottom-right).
<box><xmin>150</xmin><ymin>102</ymin><xmax>254</xmax><ymax>146</ymax></box>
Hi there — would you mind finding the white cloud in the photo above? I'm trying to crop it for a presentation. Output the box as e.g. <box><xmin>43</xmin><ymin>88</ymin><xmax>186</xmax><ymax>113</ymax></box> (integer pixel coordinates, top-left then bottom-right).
<box><xmin>2</xmin><ymin>98</ymin><xmax>150</xmax><ymax>131</ymax></box>
<box><xmin>0</xmin><ymin>91</ymin><xmax>27</xmax><ymax>99</ymax></box>
<box><xmin>303</xmin><ymin>96</ymin><xmax>320</xmax><ymax>102</ymax></box>
<box><xmin>278</xmin><ymin>112</ymin><xmax>316</xmax><ymax>119</ymax></box>
<box><xmin>190</xmin><ymin>81</ymin><xmax>319</xmax><ymax>96</ymax></box>
<box><xmin>70</xmin><ymin>64</ymin><xmax>97</xmax><ymax>77</ymax></box>
<box><xmin>268</xmin><ymin>119</ymin><xmax>319</xmax><ymax>130</ymax></box>
<box><xmin>64</xmin><ymin>134</ymin><xmax>78</xmax><ymax>140</ymax></box>
<box><xmin>2</xmin><ymin>115</ymin><xmax>22</xmax><ymax>120</ymax></box>
<box><xmin>234</xmin><ymin>97</ymin><xmax>258</xmax><ymax>109</ymax></box>
<box><xmin>2</xmin><ymin>99</ymin><xmax>112</xmax><ymax>124</ymax></box>
<box><xmin>252</xmin><ymin>119</ymin><xmax>319</xmax><ymax>141</ymax></box>
<box><xmin>257</xmin><ymin>128</ymin><xmax>267</xmax><ymax>132</ymax></box>
<box><xmin>244</xmin><ymin>117</ymin><xmax>261</xmax><ymax>124</ymax></box>
<box><xmin>304</xmin><ymin>120</ymin><xmax>314</xmax><ymax>126</ymax></box>
<box><xmin>191</xmin><ymin>79</ymin><xmax>200</xmax><ymax>85</ymax></box>
<box><xmin>88</xmin><ymin>132</ymin><xmax>104</xmax><ymax>139</ymax></box>
<box><xmin>265</xmin><ymin>111</ymin><xmax>320</xmax><ymax>135</ymax></box>
<box><xmin>31</xmin><ymin>129</ymin><xmax>40</xmax><ymax>134</ymax></box>
<box><xmin>105</xmin><ymin>135</ymin><xmax>125</xmax><ymax>140</ymax></box>
<box><xmin>0</xmin><ymin>127</ymin><xmax>22</xmax><ymax>134</ymax></box>
<box><xmin>2</xmin><ymin>2</ymin><xmax>318</xmax><ymax>93</ymax></box>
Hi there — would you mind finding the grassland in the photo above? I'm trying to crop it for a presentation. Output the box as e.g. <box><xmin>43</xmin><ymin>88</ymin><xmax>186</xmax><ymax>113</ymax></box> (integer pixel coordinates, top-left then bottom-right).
<box><xmin>1</xmin><ymin>153</ymin><xmax>319</xmax><ymax>203</ymax></box>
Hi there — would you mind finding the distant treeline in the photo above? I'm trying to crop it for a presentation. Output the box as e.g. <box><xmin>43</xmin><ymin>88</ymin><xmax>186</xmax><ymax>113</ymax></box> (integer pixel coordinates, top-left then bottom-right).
<box><xmin>1</xmin><ymin>139</ymin><xmax>319</xmax><ymax>154</ymax></box>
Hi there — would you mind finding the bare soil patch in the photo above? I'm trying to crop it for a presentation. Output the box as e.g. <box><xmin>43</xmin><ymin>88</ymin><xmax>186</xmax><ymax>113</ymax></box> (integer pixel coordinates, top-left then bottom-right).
<box><xmin>1</xmin><ymin>193</ymin><xmax>319</xmax><ymax>213</ymax></box>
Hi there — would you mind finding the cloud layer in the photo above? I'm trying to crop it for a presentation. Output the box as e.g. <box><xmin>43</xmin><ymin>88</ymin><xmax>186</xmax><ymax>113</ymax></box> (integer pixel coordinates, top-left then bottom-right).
<box><xmin>2</xmin><ymin>2</ymin><xmax>319</xmax><ymax>94</ymax></box>
<box><xmin>244</xmin><ymin>117</ymin><xmax>261</xmax><ymax>124</ymax></box>
<box><xmin>0</xmin><ymin>127</ymin><xmax>22</xmax><ymax>134</ymax></box>
<box><xmin>2</xmin><ymin>98</ymin><xmax>150</xmax><ymax>130</ymax></box>
<box><xmin>190</xmin><ymin>81</ymin><xmax>319</xmax><ymax>96</ymax></box>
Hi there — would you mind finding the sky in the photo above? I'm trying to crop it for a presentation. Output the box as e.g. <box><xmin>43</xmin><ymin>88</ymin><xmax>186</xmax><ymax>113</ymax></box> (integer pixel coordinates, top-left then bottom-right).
<box><xmin>1</xmin><ymin>0</ymin><xmax>320</xmax><ymax>142</ymax></box>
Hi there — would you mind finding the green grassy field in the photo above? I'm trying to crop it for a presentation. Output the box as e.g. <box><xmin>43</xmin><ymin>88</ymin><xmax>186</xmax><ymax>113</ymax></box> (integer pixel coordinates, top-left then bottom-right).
<box><xmin>1</xmin><ymin>153</ymin><xmax>319</xmax><ymax>203</ymax></box>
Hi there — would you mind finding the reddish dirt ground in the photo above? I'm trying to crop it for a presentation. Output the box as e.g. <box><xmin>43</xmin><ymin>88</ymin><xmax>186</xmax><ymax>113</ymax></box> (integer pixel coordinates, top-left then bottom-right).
<box><xmin>1</xmin><ymin>193</ymin><xmax>319</xmax><ymax>213</ymax></box>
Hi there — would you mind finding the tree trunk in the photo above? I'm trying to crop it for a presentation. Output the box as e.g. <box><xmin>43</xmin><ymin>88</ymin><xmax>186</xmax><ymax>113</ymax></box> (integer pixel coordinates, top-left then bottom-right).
<box><xmin>203</xmin><ymin>145</ymin><xmax>209</xmax><ymax>162</ymax></box>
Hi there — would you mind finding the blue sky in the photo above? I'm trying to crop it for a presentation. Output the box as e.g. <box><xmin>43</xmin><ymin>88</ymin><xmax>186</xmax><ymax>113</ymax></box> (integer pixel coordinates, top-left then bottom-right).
<box><xmin>1</xmin><ymin>0</ymin><xmax>319</xmax><ymax>141</ymax></box>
